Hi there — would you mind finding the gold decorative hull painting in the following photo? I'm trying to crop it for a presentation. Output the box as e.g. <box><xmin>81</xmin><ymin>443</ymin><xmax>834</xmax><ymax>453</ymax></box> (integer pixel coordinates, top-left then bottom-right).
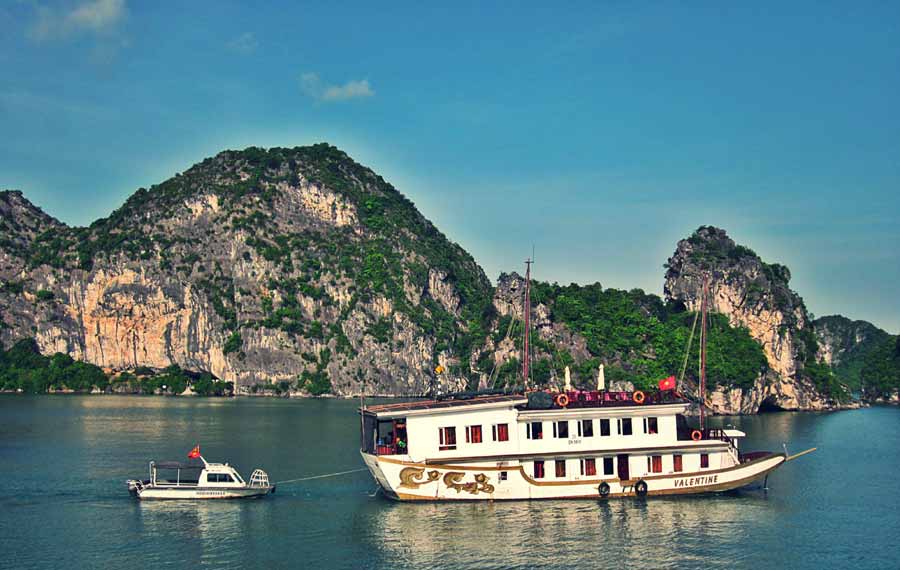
<box><xmin>364</xmin><ymin>452</ymin><xmax>788</xmax><ymax>501</ymax></box>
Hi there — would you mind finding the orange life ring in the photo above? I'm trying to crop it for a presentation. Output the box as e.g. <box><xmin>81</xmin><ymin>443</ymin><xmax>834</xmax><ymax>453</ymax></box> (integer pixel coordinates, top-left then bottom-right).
<box><xmin>632</xmin><ymin>390</ymin><xmax>646</xmax><ymax>404</ymax></box>
<box><xmin>691</xmin><ymin>430</ymin><xmax>703</xmax><ymax>441</ymax></box>
<box><xmin>555</xmin><ymin>393</ymin><xmax>570</xmax><ymax>408</ymax></box>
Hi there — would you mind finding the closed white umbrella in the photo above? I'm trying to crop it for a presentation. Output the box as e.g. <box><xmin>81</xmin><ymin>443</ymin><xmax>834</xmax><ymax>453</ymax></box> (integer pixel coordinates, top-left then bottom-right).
<box><xmin>597</xmin><ymin>364</ymin><xmax>606</xmax><ymax>391</ymax></box>
<box><xmin>564</xmin><ymin>366</ymin><xmax>571</xmax><ymax>392</ymax></box>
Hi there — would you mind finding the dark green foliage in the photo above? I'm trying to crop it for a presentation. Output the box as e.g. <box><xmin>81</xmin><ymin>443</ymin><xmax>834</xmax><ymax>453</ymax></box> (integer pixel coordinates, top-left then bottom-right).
<box><xmin>297</xmin><ymin>348</ymin><xmax>332</xmax><ymax>395</ymax></box>
<box><xmin>190</xmin><ymin>372</ymin><xmax>233</xmax><ymax>396</ymax></box>
<box><xmin>3</xmin><ymin>281</ymin><xmax>24</xmax><ymax>294</ymax></box>
<box><xmin>0</xmin><ymin>339</ymin><xmax>108</xmax><ymax>393</ymax></box>
<box><xmin>35</xmin><ymin>289</ymin><xmax>55</xmax><ymax>301</ymax></box>
<box><xmin>860</xmin><ymin>335</ymin><xmax>900</xmax><ymax>398</ymax></box>
<box><xmin>526</xmin><ymin>280</ymin><xmax>769</xmax><ymax>390</ymax></box>
<box><xmin>795</xmin><ymin>327</ymin><xmax>847</xmax><ymax>399</ymax></box>
<box><xmin>366</xmin><ymin>317</ymin><xmax>393</xmax><ymax>343</ymax></box>
<box><xmin>223</xmin><ymin>331</ymin><xmax>242</xmax><ymax>355</ymax></box>
<box><xmin>814</xmin><ymin>315</ymin><xmax>892</xmax><ymax>391</ymax></box>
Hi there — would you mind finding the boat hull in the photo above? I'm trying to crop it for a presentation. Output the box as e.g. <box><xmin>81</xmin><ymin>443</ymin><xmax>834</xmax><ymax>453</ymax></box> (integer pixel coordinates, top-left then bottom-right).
<box><xmin>361</xmin><ymin>452</ymin><xmax>785</xmax><ymax>501</ymax></box>
<box><xmin>132</xmin><ymin>485</ymin><xmax>275</xmax><ymax>500</ymax></box>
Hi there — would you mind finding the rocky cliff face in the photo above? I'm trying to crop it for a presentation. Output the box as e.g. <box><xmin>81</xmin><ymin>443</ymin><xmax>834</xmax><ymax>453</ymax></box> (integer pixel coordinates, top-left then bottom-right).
<box><xmin>664</xmin><ymin>226</ymin><xmax>843</xmax><ymax>412</ymax></box>
<box><xmin>2</xmin><ymin>158</ymin><xmax>886</xmax><ymax>410</ymax></box>
<box><xmin>0</xmin><ymin>145</ymin><xmax>492</xmax><ymax>396</ymax></box>
<box><xmin>813</xmin><ymin>315</ymin><xmax>890</xmax><ymax>391</ymax></box>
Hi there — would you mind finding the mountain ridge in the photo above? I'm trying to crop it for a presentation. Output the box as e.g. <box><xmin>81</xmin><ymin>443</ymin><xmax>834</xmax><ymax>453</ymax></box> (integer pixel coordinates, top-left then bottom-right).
<box><xmin>2</xmin><ymin>145</ymin><xmax>897</xmax><ymax>407</ymax></box>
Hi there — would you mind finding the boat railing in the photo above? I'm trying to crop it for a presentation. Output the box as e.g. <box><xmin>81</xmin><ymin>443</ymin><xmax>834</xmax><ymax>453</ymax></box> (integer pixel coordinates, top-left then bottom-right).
<box><xmin>738</xmin><ymin>451</ymin><xmax>773</xmax><ymax>463</ymax></box>
<box><xmin>552</xmin><ymin>389</ymin><xmax>687</xmax><ymax>409</ymax></box>
<box><xmin>248</xmin><ymin>469</ymin><xmax>270</xmax><ymax>488</ymax></box>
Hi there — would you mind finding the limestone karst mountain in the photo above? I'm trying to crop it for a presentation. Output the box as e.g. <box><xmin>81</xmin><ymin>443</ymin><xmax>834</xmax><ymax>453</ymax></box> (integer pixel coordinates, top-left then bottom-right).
<box><xmin>1</xmin><ymin>148</ymin><xmax>895</xmax><ymax>409</ymax></box>
<box><xmin>1</xmin><ymin>144</ymin><xmax>493</xmax><ymax>396</ymax></box>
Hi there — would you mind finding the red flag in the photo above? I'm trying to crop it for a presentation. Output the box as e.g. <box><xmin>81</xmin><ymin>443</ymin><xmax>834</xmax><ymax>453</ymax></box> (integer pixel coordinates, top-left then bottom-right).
<box><xmin>658</xmin><ymin>376</ymin><xmax>676</xmax><ymax>391</ymax></box>
<box><xmin>188</xmin><ymin>445</ymin><xmax>201</xmax><ymax>459</ymax></box>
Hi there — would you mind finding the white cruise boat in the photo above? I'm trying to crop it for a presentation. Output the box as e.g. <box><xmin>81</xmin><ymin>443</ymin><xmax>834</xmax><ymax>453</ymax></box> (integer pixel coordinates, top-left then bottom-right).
<box><xmin>127</xmin><ymin>452</ymin><xmax>274</xmax><ymax>500</ymax></box>
<box><xmin>359</xmin><ymin>265</ymin><xmax>813</xmax><ymax>501</ymax></box>
<box><xmin>360</xmin><ymin>389</ymin><xmax>794</xmax><ymax>500</ymax></box>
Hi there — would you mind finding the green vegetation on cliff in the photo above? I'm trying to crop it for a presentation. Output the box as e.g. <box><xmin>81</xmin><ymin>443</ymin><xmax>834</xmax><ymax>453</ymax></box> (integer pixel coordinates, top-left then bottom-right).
<box><xmin>0</xmin><ymin>339</ymin><xmax>108</xmax><ymax>393</ymax></box>
<box><xmin>525</xmin><ymin>281</ymin><xmax>769</xmax><ymax>391</ymax></box>
<box><xmin>0</xmin><ymin>339</ymin><xmax>233</xmax><ymax>396</ymax></box>
<box><xmin>860</xmin><ymin>335</ymin><xmax>900</xmax><ymax>398</ymax></box>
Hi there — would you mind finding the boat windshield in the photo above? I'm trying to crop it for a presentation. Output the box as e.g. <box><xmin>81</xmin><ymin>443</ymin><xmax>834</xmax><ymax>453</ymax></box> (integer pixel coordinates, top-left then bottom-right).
<box><xmin>151</xmin><ymin>459</ymin><xmax>205</xmax><ymax>486</ymax></box>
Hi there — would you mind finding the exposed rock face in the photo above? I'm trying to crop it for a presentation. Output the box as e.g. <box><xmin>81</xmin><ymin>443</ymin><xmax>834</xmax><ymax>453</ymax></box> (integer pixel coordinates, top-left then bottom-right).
<box><xmin>2</xmin><ymin>163</ymin><xmax>887</xmax><ymax>411</ymax></box>
<box><xmin>0</xmin><ymin>145</ymin><xmax>493</xmax><ymax>396</ymax></box>
<box><xmin>664</xmin><ymin>226</ymin><xmax>842</xmax><ymax>413</ymax></box>
<box><xmin>813</xmin><ymin>315</ymin><xmax>891</xmax><ymax>393</ymax></box>
<box><xmin>814</xmin><ymin>315</ymin><xmax>888</xmax><ymax>367</ymax></box>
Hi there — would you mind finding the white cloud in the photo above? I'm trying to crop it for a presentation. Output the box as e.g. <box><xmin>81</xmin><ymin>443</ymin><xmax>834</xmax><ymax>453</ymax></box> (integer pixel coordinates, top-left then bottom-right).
<box><xmin>300</xmin><ymin>72</ymin><xmax>374</xmax><ymax>103</ymax></box>
<box><xmin>227</xmin><ymin>31</ymin><xmax>258</xmax><ymax>55</ymax></box>
<box><xmin>27</xmin><ymin>0</ymin><xmax>126</xmax><ymax>42</ymax></box>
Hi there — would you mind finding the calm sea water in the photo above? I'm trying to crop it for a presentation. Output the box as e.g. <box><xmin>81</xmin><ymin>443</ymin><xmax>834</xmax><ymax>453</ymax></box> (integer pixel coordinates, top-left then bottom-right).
<box><xmin>0</xmin><ymin>395</ymin><xmax>897</xmax><ymax>570</ymax></box>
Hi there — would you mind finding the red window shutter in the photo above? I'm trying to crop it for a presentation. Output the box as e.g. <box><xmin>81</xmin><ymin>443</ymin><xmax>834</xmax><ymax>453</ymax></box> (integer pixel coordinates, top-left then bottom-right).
<box><xmin>584</xmin><ymin>459</ymin><xmax>597</xmax><ymax>476</ymax></box>
<box><xmin>652</xmin><ymin>455</ymin><xmax>662</xmax><ymax>473</ymax></box>
<box><xmin>674</xmin><ymin>455</ymin><xmax>683</xmax><ymax>472</ymax></box>
<box><xmin>497</xmin><ymin>423</ymin><xmax>509</xmax><ymax>441</ymax></box>
<box><xmin>556</xmin><ymin>460</ymin><xmax>566</xmax><ymax>477</ymax></box>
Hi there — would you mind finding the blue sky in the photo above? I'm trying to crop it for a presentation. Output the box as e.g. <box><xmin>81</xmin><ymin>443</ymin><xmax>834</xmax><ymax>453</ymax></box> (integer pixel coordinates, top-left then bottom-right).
<box><xmin>2</xmin><ymin>1</ymin><xmax>899</xmax><ymax>332</ymax></box>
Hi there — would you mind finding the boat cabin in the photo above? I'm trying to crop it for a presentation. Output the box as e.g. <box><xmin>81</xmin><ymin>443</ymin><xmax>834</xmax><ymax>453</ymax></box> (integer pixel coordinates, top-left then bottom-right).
<box><xmin>149</xmin><ymin>458</ymin><xmax>247</xmax><ymax>488</ymax></box>
<box><xmin>361</xmin><ymin>389</ymin><xmax>748</xmax><ymax>486</ymax></box>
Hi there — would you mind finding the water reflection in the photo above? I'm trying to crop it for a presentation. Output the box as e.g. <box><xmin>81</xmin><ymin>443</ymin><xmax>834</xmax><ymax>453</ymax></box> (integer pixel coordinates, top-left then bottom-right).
<box><xmin>361</xmin><ymin>493</ymin><xmax>775</xmax><ymax>569</ymax></box>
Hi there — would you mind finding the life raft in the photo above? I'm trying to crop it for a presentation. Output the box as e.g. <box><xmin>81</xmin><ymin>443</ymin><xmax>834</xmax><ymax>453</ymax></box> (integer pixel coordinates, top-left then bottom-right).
<box><xmin>555</xmin><ymin>393</ymin><xmax>570</xmax><ymax>408</ymax></box>
<box><xmin>691</xmin><ymin>429</ymin><xmax>703</xmax><ymax>441</ymax></box>
<box><xmin>632</xmin><ymin>390</ymin><xmax>646</xmax><ymax>404</ymax></box>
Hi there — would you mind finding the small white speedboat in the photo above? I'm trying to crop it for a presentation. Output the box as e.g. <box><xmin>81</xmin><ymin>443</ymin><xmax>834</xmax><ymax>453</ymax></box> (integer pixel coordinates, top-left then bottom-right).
<box><xmin>127</xmin><ymin>453</ymin><xmax>275</xmax><ymax>500</ymax></box>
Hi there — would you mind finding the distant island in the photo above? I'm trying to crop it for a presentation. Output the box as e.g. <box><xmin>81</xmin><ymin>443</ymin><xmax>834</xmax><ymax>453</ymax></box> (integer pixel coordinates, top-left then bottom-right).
<box><xmin>1</xmin><ymin>144</ymin><xmax>898</xmax><ymax>412</ymax></box>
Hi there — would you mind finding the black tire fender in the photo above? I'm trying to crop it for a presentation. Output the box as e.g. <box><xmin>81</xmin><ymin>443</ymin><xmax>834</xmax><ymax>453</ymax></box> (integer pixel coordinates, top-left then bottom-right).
<box><xmin>634</xmin><ymin>479</ymin><xmax>648</xmax><ymax>497</ymax></box>
<box><xmin>598</xmin><ymin>482</ymin><xmax>611</xmax><ymax>497</ymax></box>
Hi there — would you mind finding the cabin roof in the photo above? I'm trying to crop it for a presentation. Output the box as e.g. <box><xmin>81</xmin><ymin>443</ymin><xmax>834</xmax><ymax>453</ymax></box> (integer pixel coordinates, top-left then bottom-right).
<box><xmin>153</xmin><ymin>459</ymin><xmax>205</xmax><ymax>470</ymax></box>
<box><xmin>363</xmin><ymin>394</ymin><xmax>527</xmax><ymax>415</ymax></box>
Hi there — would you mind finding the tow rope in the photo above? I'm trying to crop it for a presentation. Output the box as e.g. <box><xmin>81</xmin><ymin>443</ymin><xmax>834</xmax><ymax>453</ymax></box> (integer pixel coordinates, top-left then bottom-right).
<box><xmin>275</xmin><ymin>468</ymin><xmax>368</xmax><ymax>485</ymax></box>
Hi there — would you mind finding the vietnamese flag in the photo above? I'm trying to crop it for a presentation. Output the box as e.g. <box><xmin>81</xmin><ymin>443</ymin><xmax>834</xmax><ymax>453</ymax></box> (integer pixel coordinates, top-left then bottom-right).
<box><xmin>188</xmin><ymin>445</ymin><xmax>201</xmax><ymax>459</ymax></box>
<box><xmin>658</xmin><ymin>376</ymin><xmax>676</xmax><ymax>391</ymax></box>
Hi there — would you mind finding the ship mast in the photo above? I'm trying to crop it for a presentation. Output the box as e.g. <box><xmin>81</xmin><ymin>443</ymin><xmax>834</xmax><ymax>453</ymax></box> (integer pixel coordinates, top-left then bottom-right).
<box><xmin>522</xmin><ymin>258</ymin><xmax>532</xmax><ymax>389</ymax></box>
<box><xmin>698</xmin><ymin>274</ymin><xmax>709</xmax><ymax>431</ymax></box>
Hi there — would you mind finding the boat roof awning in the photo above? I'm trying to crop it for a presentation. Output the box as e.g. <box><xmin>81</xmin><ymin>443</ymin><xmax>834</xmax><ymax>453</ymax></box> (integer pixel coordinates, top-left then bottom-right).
<box><xmin>362</xmin><ymin>394</ymin><xmax>528</xmax><ymax>418</ymax></box>
<box><xmin>153</xmin><ymin>459</ymin><xmax>205</xmax><ymax>470</ymax></box>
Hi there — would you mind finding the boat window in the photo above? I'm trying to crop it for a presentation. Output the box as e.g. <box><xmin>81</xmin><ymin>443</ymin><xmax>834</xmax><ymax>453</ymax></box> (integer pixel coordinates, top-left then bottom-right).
<box><xmin>603</xmin><ymin>457</ymin><xmax>614</xmax><ymax>475</ymax></box>
<box><xmin>499</xmin><ymin>471</ymin><xmax>508</xmax><ymax>481</ymax></box>
<box><xmin>578</xmin><ymin>419</ymin><xmax>594</xmax><ymax>438</ymax></box>
<box><xmin>673</xmin><ymin>454</ymin><xmax>683</xmax><ymax>472</ymax></box>
<box><xmin>466</xmin><ymin>425</ymin><xmax>483</xmax><ymax>444</ymax></box>
<box><xmin>647</xmin><ymin>455</ymin><xmax>662</xmax><ymax>473</ymax></box>
<box><xmin>621</xmin><ymin>418</ymin><xmax>633</xmax><ymax>436</ymax></box>
<box><xmin>526</xmin><ymin>422</ymin><xmax>543</xmax><ymax>440</ymax></box>
<box><xmin>553</xmin><ymin>421</ymin><xmax>569</xmax><ymax>439</ymax></box>
<box><xmin>599</xmin><ymin>419</ymin><xmax>611</xmax><ymax>437</ymax></box>
<box><xmin>492</xmin><ymin>423</ymin><xmax>509</xmax><ymax>442</ymax></box>
<box><xmin>439</xmin><ymin>427</ymin><xmax>457</xmax><ymax>451</ymax></box>
<box><xmin>643</xmin><ymin>417</ymin><xmax>658</xmax><ymax>435</ymax></box>
<box><xmin>555</xmin><ymin>460</ymin><xmax>566</xmax><ymax>478</ymax></box>
<box><xmin>533</xmin><ymin>460</ymin><xmax>545</xmax><ymax>479</ymax></box>
<box><xmin>581</xmin><ymin>458</ymin><xmax>597</xmax><ymax>476</ymax></box>
<box><xmin>700</xmin><ymin>453</ymin><xmax>709</xmax><ymax>468</ymax></box>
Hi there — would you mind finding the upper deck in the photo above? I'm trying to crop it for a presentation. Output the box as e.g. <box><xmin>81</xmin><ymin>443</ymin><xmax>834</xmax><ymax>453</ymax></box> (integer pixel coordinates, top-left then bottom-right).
<box><xmin>362</xmin><ymin>389</ymin><xmax>689</xmax><ymax>420</ymax></box>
